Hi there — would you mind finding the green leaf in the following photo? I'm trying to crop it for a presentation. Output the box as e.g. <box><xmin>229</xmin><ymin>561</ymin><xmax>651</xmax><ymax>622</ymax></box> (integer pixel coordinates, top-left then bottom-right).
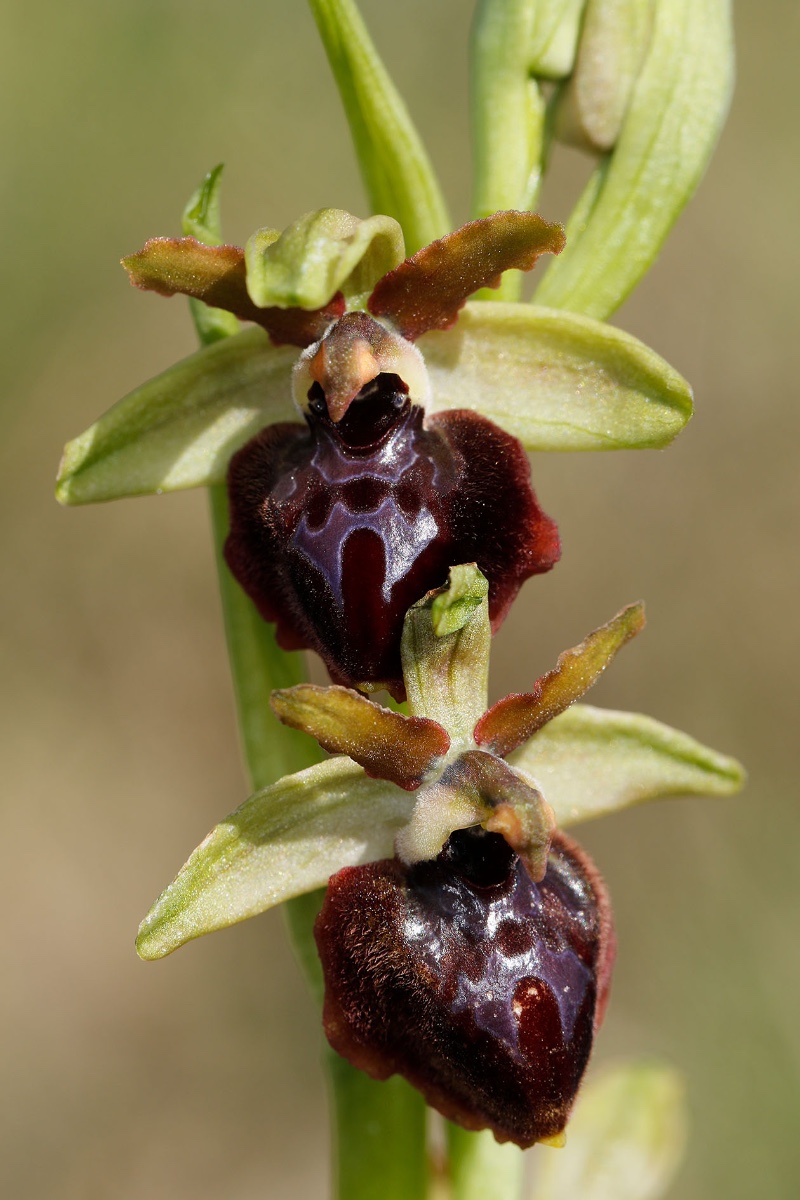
<box><xmin>136</xmin><ymin>757</ymin><xmax>413</xmax><ymax>960</ymax></box>
<box><xmin>530</xmin><ymin>1061</ymin><xmax>687</xmax><ymax>1200</ymax></box>
<box><xmin>245</xmin><ymin>209</ymin><xmax>405</xmax><ymax>310</ymax></box>
<box><xmin>401</xmin><ymin>565</ymin><xmax>491</xmax><ymax>746</ymax></box>
<box><xmin>420</xmin><ymin>301</ymin><xmax>692</xmax><ymax>450</ymax></box>
<box><xmin>307</xmin><ymin>0</ymin><xmax>450</xmax><ymax>252</ymax></box>
<box><xmin>182</xmin><ymin>164</ymin><xmax>241</xmax><ymax>344</ymax></box>
<box><xmin>508</xmin><ymin>703</ymin><xmax>745</xmax><ymax>827</ymax></box>
<box><xmin>535</xmin><ymin>0</ymin><xmax>734</xmax><ymax>319</ymax></box>
<box><xmin>56</xmin><ymin>328</ymin><xmax>296</xmax><ymax>505</ymax></box>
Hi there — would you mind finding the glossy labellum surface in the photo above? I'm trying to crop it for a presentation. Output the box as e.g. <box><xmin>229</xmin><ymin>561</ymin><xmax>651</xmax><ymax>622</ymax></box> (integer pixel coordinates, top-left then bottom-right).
<box><xmin>315</xmin><ymin>827</ymin><xmax>615</xmax><ymax>1147</ymax></box>
<box><xmin>225</xmin><ymin>372</ymin><xmax>559</xmax><ymax>697</ymax></box>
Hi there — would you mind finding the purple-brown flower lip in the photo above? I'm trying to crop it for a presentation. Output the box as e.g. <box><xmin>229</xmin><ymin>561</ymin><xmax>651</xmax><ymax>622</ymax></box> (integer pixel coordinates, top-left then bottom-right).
<box><xmin>315</xmin><ymin>825</ymin><xmax>616</xmax><ymax>1147</ymax></box>
<box><xmin>285</xmin><ymin>589</ymin><xmax>641</xmax><ymax>1147</ymax></box>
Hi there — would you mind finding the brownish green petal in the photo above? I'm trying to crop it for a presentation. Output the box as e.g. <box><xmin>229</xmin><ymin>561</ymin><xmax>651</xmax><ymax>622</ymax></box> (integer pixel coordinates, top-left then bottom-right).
<box><xmin>122</xmin><ymin>236</ymin><xmax>344</xmax><ymax>347</ymax></box>
<box><xmin>270</xmin><ymin>684</ymin><xmax>450</xmax><ymax>791</ymax></box>
<box><xmin>368</xmin><ymin>212</ymin><xmax>564</xmax><ymax>340</ymax></box>
<box><xmin>474</xmin><ymin>603</ymin><xmax>645</xmax><ymax>757</ymax></box>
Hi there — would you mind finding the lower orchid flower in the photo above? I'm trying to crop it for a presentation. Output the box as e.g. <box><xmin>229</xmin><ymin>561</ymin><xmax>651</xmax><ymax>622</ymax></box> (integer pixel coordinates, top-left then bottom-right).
<box><xmin>135</xmin><ymin>565</ymin><xmax>743</xmax><ymax>1147</ymax></box>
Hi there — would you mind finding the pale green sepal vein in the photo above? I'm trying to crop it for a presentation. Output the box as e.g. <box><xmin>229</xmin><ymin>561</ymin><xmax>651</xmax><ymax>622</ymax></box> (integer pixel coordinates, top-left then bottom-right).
<box><xmin>307</xmin><ymin>0</ymin><xmax>450</xmax><ymax>253</ymax></box>
<box><xmin>56</xmin><ymin>328</ymin><xmax>297</xmax><ymax>505</ymax></box>
<box><xmin>535</xmin><ymin>0</ymin><xmax>734</xmax><ymax>319</ymax></box>
<box><xmin>530</xmin><ymin>1061</ymin><xmax>687</xmax><ymax>1200</ymax></box>
<box><xmin>420</xmin><ymin>301</ymin><xmax>692</xmax><ymax>450</ymax></box>
<box><xmin>136</xmin><ymin>757</ymin><xmax>413</xmax><ymax>960</ymax></box>
<box><xmin>509</xmin><ymin>703</ymin><xmax>745</xmax><ymax>828</ymax></box>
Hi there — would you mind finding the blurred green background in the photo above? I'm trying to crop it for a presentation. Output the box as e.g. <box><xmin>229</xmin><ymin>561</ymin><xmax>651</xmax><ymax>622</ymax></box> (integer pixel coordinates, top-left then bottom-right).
<box><xmin>2</xmin><ymin>1</ymin><xmax>798</xmax><ymax>1196</ymax></box>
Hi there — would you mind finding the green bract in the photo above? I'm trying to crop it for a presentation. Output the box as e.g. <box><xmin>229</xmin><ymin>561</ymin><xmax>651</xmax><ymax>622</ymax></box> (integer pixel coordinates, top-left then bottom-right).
<box><xmin>136</xmin><ymin>567</ymin><xmax>744</xmax><ymax>961</ymax></box>
<box><xmin>181</xmin><ymin>165</ymin><xmax>241</xmax><ymax>345</ymax></box>
<box><xmin>308</xmin><ymin>0</ymin><xmax>450</xmax><ymax>253</ymax></box>
<box><xmin>467</xmin><ymin>0</ymin><xmax>734</xmax><ymax>317</ymax></box>
<box><xmin>535</xmin><ymin>0</ymin><xmax>735</xmax><ymax>318</ymax></box>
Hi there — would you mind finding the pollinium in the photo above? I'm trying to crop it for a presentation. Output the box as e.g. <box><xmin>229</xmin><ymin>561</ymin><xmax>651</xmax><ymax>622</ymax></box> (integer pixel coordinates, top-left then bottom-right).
<box><xmin>315</xmin><ymin>826</ymin><xmax>615</xmax><ymax>1147</ymax></box>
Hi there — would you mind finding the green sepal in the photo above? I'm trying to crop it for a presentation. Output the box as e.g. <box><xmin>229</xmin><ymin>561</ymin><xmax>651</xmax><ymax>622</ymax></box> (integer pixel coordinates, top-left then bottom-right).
<box><xmin>535</xmin><ymin>0</ymin><xmax>735</xmax><ymax>319</ymax></box>
<box><xmin>182</xmin><ymin>163</ymin><xmax>241</xmax><ymax>344</ymax></box>
<box><xmin>136</xmin><ymin>757</ymin><xmax>413</xmax><ymax>961</ymax></box>
<box><xmin>245</xmin><ymin>209</ymin><xmax>405</xmax><ymax>311</ymax></box>
<box><xmin>56</xmin><ymin>291</ymin><xmax>693</xmax><ymax>507</ymax></box>
<box><xmin>401</xmin><ymin>565</ymin><xmax>490</xmax><ymax>746</ymax></box>
<box><xmin>509</xmin><ymin>703</ymin><xmax>745</xmax><ymax>827</ymax></box>
<box><xmin>531</xmin><ymin>1061</ymin><xmax>687</xmax><ymax>1200</ymax></box>
<box><xmin>55</xmin><ymin>328</ymin><xmax>296</xmax><ymax>505</ymax></box>
<box><xmin>307</xmin><ymin>0</ymin><xmax>450</xmax><ymax>253</ymax></box>
<box><xmin>420</xmin><ymin>301</ymin><xmax>692</xmax><ymax>450</ymax></box>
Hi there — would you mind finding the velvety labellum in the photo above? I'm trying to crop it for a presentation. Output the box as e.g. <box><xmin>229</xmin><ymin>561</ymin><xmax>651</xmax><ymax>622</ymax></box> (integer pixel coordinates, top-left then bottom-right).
<box><xmin>225</xmin><ymin>374</ymin><xmax>559</xmax><ymax>696</ymax></box>
<box><xmin>315</xmin><ymin>827</ymin><xmax>615</xmax><ymax>1147</ymax></box>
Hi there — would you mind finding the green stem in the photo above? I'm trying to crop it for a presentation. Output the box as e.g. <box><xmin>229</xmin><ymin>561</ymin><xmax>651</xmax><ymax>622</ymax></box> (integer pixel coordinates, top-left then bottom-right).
<box><xmin>327</xmin><ymin>1057</ymin><xmax>429</xmax><ymax>1200</ymax></box>
<box><xmin>208</xmin><ymin>484</ymin><xmax>317</xmax><ymax>789</ymax></box>
<box><xmin>208</xmin><ymin>483</ymin><xmax>429</xmax><ymax>1200</ymax></box>
<box><xmin>447</xmin><ymin>1124</ymin><xmax>524</xmax><ymax>1200</ymax></box>
<box><xmin>469</xmin><ymin>0</ymin><xmax>547</xmax><ymax>301</ymax></box>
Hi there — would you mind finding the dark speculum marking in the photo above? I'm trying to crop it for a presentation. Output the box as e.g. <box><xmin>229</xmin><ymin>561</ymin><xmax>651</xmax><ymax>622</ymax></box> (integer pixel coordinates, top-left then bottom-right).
<box><xmin>315</xmin><ymin>828</ymin><xmax>614</xmax><ymax>1147</ymax></box>
<box><xmin>225</xmin><ymin>373</ymin><xmax>559</xmax><ymax>697</ymax></box>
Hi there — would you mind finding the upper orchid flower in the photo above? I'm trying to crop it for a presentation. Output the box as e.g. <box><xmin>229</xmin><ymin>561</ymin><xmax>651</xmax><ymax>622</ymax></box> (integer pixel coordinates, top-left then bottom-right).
<box><xmin>56</xmin><ymin>184</ymin><xmax>694</xmax><ymax>692</ymax></box>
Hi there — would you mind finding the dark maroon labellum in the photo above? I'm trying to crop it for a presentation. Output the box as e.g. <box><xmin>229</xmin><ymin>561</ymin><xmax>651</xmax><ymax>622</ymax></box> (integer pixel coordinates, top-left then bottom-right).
<box><xmin>225</xmin><ymin>374</ymin><xmax>559</xmax><ymax>697</ymax></box>
<box><xmin>315</xmin><ymin>827</ymin><xmax>615</xmax><ymax>1147</ymax></box>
